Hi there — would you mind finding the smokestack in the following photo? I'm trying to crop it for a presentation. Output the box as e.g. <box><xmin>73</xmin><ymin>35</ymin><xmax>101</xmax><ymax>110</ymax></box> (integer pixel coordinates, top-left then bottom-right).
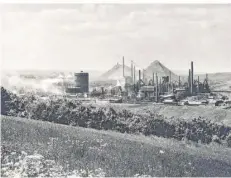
<box><xmin>188</xmin><ymin>69</ymin><xmax>191</xmax><ymax>94</ymax></box>
<box><xmin>143</xmin><ymin>69</ymin><xmax>145</xmax><ymax>81</ymax></box>
<box><xmin>167</xmin><ymin>78</ymin><xmax>169</xmax><ymax>93</ymax></box>
<box><xmin>198</xmin><ymin>76</ymin><xmax>200</xmax><ymax>93</ymax></box>
<box><xmin>139</xmin><ymin>70</ymin><xmax>141</xmax><ymax>81</ymax></box>
<box><xmin>179</xmin><ymin>76</ymin><xmax>181</xmax><ymax>87</ymax></box>
<box><xmin>191</xmin><ymin>61</ymin><xmax>194</xmax><ymax>94</ymax></box>
<box><xmin>134</xmin><ymin>65</ymin><xmax>136</xmax><ymax>83</ymax></box>
<box><xmin>156</xmin><ymin>73</ymin><xmax>158</xmax><ymax>102</ymax></box>
<box><xmin>138</xmin><ymin>70</ymin><xmax>141</xmax><ymax>90</ymax></box>
<box><xmin>159</xmin><ymin>77</ymin><xmax>162</xmax><ymax>94</ymax></box>
<box><xmin>131</xmin><ymin>61</ymin><xmax>133</xmax><ymax>84</ymax></box>
<box><xmin>153</xmin><ymin>73</ymin><xmax>155</xmax><ymax>85</ymax></box>
<box><xmin>123</xmin><ymin>56</ymin><xmax>125</xmax><ymax>77</ymax></box>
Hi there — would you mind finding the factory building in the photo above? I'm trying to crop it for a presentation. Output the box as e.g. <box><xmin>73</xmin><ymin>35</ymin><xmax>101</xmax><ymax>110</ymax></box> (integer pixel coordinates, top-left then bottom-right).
<box><xmin>74</xmin><ymin>72</ymin><xmax>89</xmax><ymax>93</ymax></box>
<box><xmin>65</xmin><ymin>71</ymin><xmax>89</xmax><ymax>94</ymax></box>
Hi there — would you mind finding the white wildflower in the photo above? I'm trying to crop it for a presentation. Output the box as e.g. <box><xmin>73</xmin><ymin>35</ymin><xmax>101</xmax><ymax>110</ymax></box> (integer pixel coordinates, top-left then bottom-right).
<box><xmin>159</xmin><ymin>150</ymin><xmax>165</xmax><ymax>154</ymax></box>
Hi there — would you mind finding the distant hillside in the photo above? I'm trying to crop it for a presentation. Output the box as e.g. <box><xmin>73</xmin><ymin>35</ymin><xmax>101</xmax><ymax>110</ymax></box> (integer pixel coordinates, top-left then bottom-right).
<box><xmin>199</xmin><ymin>72</ymin><xmax>231</xmax><ymax>81</ymax></box>
<box><xmin>204</xmin><ymin>72</ymin><xmax>231</xmax><ymax>91</ymax></box>
<box><xmin>99</xmin><ymin>63</ymin><xmax>138</xmax><ymax>81</ymax></box>
<box><xmin>99</xmin><ymin>60</ymin><xmax>181</xmax><ymax>83</ymax></box>
<box><xmin>178</xmin><ymin>72</ymin><xmax>231</xmax><ymax>91</ymax></box>
<box><xmin>144</xmin><ymin>60</ymin><xmax>178</xmax><ymax>82</ymax></box>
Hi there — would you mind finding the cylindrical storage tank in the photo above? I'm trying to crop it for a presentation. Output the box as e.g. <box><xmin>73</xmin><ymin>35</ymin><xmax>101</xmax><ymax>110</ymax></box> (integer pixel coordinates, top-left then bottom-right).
<box><xmin>74</xmin><ymin>72</ymin><xmax>89</xmax><ymax>93</ymax></box>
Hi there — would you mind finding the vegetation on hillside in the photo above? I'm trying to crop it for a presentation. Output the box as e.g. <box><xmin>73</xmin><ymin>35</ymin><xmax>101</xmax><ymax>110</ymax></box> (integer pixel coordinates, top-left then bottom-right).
<box><xmin>2</xmin><ymin>116</ymin><xmax>231</xmax><ymax>177</ymax></box>
<box><xmin>1</xmin><ymin>86</ymin><xmax>231</xmax><ymax>147</ymax></box>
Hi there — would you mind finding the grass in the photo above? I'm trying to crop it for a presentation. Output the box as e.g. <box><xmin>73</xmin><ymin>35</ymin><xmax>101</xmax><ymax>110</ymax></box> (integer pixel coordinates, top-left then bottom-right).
<box><xmin>1</xmin><ymin>115</ymin><xmax>231</xmax><ymax>177</ymax></box>
<box><xmin>107</xmin><ymin>103</ymin><xmax>231</xmax><ymax>126</ymax></box>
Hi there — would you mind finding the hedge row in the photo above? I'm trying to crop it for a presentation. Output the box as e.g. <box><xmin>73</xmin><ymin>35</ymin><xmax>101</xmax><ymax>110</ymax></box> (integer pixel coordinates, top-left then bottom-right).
<box><xmin>1</xmin><ymin>87</ymin><xmax>231</xmax><ymax>147</ymax></box>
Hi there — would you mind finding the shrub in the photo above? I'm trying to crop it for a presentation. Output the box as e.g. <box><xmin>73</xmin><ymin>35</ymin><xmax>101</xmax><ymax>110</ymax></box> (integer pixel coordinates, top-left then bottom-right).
<box><xmin>1</xmin><ymin>86</ymin><xmax>230</xmax><ymax>147</ymax></box>
<box><xmin>226</xmin><ymin>134</ymin><xmax>231</xmax><ymax>147</ymax></box>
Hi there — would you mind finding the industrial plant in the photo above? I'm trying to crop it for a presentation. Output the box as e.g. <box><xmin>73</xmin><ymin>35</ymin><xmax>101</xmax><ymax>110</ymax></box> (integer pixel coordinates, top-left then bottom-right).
<box><xmin>64</xmin><ymin>58</ymin><xmax>230</xmax><ymax>107</ymax></box>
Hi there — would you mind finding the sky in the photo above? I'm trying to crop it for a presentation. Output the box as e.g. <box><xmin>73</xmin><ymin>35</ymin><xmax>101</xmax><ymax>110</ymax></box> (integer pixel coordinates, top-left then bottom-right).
<box><xmin>1</xmin><ymin>4</ymin><xmax>231</xmax><ymax>73</ymax></box>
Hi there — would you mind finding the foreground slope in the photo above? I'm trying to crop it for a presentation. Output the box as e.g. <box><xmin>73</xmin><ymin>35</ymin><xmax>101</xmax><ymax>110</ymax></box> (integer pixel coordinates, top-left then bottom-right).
<box><xmin>1</xmin><ymin>116</ymin><xmax>231</xmax><ymax>177</ymax></box>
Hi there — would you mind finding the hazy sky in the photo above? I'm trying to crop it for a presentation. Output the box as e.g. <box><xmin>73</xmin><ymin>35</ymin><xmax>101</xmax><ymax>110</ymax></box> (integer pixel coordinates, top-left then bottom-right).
<box><xmin>1</xmin><ymin>4</ymin><xmax>231</xmax><ymax>73</ymax></box>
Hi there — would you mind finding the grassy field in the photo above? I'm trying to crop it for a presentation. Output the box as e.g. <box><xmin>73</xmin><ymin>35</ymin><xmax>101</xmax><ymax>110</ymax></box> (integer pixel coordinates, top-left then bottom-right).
<box><xmin>1</xmin><ymin>115</ymin><xmax>231</xmax><ymax>177</ymax></box>
<box><xmin>103</xmin><ymin>103</ymin><xmax>231</xmax><ymax>126</ymax></box>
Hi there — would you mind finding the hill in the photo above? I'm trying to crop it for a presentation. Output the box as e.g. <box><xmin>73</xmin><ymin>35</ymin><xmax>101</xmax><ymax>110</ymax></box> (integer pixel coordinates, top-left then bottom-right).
<box><xmin>178</xmin><ymin>72</ymin><xmax>231</xmax><ymax>93</ymax></box>
<box><xmin>144</xmin><ymin>60</ymin><xmax>178</xmax><ymax>82</ymax></box>
<box><xmin>99</xmin><ymin>63</ymin><xmax>130</xmax><ymax>80</ymax></box>
<box><xmin>99</xmin><ymin>63</ymin><xmax>139</xmax><ymax>81</ymax></box>
<box><xmin>202</xmin><ymin>72</ymin><xmax>231</xmax><ymax>91</ymax></box>
<box><xmin>115</xmin><ymin>103</ymin><xmax>231</xmax><ymax>126</ymax></box>
<box><xmin>1</xmin><ymin>115</ymin><xmax>231</xmax><ymax>177</ymax></box>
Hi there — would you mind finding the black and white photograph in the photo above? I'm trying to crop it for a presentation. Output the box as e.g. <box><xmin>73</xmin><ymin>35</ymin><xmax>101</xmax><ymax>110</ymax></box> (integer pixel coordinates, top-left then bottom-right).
<box><xmin>1</xmin><ymin>1</ymin><xmax>231</xmax><ymax>177</ymax></box>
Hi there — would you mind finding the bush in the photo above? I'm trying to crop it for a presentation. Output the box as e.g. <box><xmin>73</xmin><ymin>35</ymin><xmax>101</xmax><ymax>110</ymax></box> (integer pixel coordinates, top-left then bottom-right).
<box><xmin>1</xmin><ymin>86</ymin><xmax>231</xmax><ymax>147</ymax></box>
<box><xmin>226</xmin><ymin>134</ymin><xmax>231</xmax><ymax>147</ymax></box>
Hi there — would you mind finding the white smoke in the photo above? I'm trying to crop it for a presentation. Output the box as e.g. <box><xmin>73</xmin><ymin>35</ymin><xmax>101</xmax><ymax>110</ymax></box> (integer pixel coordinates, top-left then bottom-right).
<box><xmin>1</xmin><ymin>72</ymin><xmax>73</xmax><ymax>95</ymax></box>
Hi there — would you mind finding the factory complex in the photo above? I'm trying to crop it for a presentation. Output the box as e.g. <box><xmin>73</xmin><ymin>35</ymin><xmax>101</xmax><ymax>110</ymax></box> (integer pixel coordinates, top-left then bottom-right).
<box><xmin>64</xmin><ymin>58</ymin><xmax>231</xmax><ymax>107</ymax></box>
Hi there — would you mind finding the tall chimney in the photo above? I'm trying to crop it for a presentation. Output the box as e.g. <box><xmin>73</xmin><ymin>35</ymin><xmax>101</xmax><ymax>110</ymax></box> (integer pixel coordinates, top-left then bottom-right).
<box><xmin>143</xmin><ymin>69</ymin><xmax>145</xmax><ymax>81</ymax></box>
<box><xmin>159</xmin><ymin>77</ymin><xmax>162</xmax><ymax>94</ymax></box>
<box><xmin>167</xmin><ymin>78</ymin><xmax>169</xmax><ymax>93</ymax></box>
<box><xmin>134</xmin><ymin>65</ymin><xmax>136</xmax><ymax>83</ymax></box>
<box><xmin>131</xmin><ymin>61</ymin><xmax>133</xmax><ymax>84</ymax></box>
<box><xmin>198</xmin><ymin>76</ymin><xmax>200</xmax><ymax>93</ymax></box>
<box><xmin>188</xmin><ymin>69</ymin><xmax>191</xmax><ymax>94</ymax></box>
<box><xmin>153</xmin><ymin>73</ymin><xmax>155</xmax><ymax>85</ymax></box>
<box><xmin>156</xmin><ymin>73</ymin><xmax>158</xmax><ymax>102</ymax></box>
<box><xmin>139</xmin><ymin>70</ymin><xmax>141</xmax><ymax>81</ymax></box>
<box><xmin>179</xmin><ymin>76</ymin><xmax>181</xmax><ymax>87</ymax></box>
<box><xmin>123</xmin><ymin>56</ymin><xmax>125</xmax><ymax>77</ymax></box>
<box><xmin>138</xmin><ymin>70</ymin><xmax>141</xmax><ymax>89</ymax></box>
<box><xmin>191</xmin><ymin>61</ymin><xmax>194</xmax><ymax>94</ymax></box>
